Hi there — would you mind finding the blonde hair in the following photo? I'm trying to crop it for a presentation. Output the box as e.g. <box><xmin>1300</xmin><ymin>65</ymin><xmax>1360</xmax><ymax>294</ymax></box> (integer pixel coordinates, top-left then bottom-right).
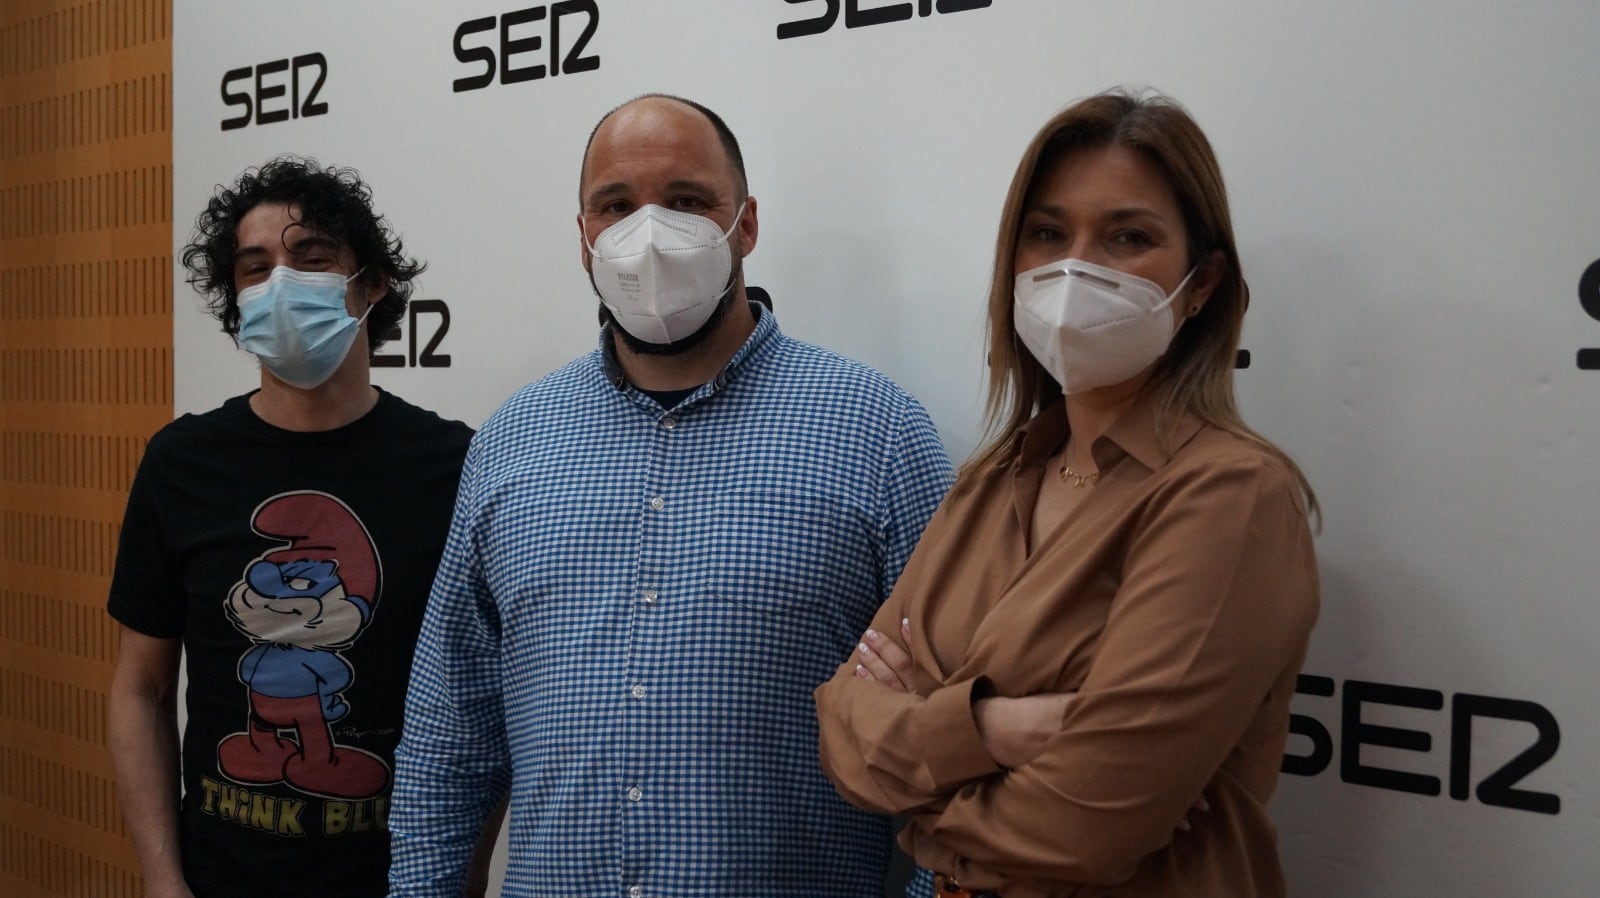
<box><xmin>969</xmin><ymin>88</ymin><xmax>1319</xmax><ymax>524</ymax></box>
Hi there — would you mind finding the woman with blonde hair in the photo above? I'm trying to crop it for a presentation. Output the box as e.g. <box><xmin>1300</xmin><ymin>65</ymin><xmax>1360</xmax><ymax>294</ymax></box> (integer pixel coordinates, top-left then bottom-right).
<box><xmin>815</xmin><ymin>89</ymin><xmax>1320</xmax><ymax>898</ymax></box>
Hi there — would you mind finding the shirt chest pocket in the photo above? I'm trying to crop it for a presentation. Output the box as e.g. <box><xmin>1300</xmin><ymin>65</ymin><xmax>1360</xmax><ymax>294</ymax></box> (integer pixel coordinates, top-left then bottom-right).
<box><xmin>705</xmin><ymin>489</ymin><xmax>875</xmax><ymax>617</ymax></box>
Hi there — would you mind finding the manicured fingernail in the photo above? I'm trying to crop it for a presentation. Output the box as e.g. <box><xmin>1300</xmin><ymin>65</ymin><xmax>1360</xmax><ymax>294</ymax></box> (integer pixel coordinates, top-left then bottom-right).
<box><xmin>901</xmin><ymin>618</ymin><xmax>910</xmax><ymax>635</ymax></box>
<box><xmin>1177</xmin><ymin>819</ymin><xmax>1190</xmax><ymax>832</ymax></box>
<box><xmin>1198</xmin><ymin>797</ymin><xmax>1210</xmax><ymax>812</ymax></box>
<box><xmin>864</xmin><ymin>629</ymin><xmax>880</xmax><ymax>643</ymax></box>
<box><xmin>855</xmin><ymin>665</ymin><xmax>868</xmax><ymax>678</ymax></box>
<box><xmin>858</xmin><ymin>642</ymin><xmax>871</xmax><ymax>656</ymax></box>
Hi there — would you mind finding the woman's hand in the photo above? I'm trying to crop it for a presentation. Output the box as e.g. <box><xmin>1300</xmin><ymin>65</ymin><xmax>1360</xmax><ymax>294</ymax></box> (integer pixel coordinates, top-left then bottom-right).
<box><xmin>853</xmin><ymin>619</ymin><xmax>916</xmax><ymax>692</ymax></box>
<box><xmin>973</xmin><ymin>693</ymin><xmax>1075</xmax><ymax>769</ymax></box>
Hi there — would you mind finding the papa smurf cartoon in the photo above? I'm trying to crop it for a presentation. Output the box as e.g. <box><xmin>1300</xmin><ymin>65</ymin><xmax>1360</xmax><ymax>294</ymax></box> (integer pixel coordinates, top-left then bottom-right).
<box><xmin>217</xmin><ymin>491</ymin><xmax>390</xmax><ymax>799</ymax></box>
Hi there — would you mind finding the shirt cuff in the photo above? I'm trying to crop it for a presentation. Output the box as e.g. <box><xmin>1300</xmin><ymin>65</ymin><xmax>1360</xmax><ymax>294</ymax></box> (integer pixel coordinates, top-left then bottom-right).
<box><xmin>920</xmin><ymin>676</ymin><xmax>1002</xmax><ymax>788</ymax></box>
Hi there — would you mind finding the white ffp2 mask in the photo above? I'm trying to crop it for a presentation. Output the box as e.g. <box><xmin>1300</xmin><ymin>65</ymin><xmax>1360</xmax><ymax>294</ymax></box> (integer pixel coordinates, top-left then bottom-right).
<box><xmin>585</xmin><ymin>202</ymin><xmax>745</xmax><ymax>344</ymax></box>
<box><xmin>1013</xmin><ymin>258</ymin><xmax>1194</xmax><ymax>394</ymax></box>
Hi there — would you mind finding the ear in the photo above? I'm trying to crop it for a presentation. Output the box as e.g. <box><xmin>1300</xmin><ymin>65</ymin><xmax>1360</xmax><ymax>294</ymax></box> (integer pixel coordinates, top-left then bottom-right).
<box><xmin>1184</xmin><ymin>249</ymin><xmax>1226</xmax><ymax>317</ymax></box>
<box><xmin>365</xmin><ymin>271</ymin><xmax>390</xmax><ymax>307</ymax></box>
<box><xmin>349</xmin><ymin>269</ymin><xmax>389</xmax><ymax>311</ymax></box>
<box><xmin>734</xmin><ymin>196</ymin><xmax>758</xmax><ymax>259</ymax></box>
<box><xmin>577</xmin><ymin>212</ymin><xmax>594</xmax><ymax>273</ymax></box>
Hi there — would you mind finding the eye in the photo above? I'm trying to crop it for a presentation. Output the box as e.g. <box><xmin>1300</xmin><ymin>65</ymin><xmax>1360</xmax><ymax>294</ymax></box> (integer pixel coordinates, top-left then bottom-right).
<box><xmin>600</xmin><ymin>199</ymin><xmax>633</xmax><ymax>216</ymax></box>
<box><xmin>1019</xmin><ymin>222</ymin><xmax>1064</xmax><ymax>244</ymax></box>
<box><xmin>1018</xmin><ymin>212</ymin><xmax>1064</xmax><ymax>243</ymax></box>
<box><xmin>670</xmin><ymin>195</ymin><xmax>707</xmax><ymax>211</ymax></box>
<box><xmin>1111</xmin><ymin>229</ymin><xmax>1155</xmax><ymax>247</ymax></box>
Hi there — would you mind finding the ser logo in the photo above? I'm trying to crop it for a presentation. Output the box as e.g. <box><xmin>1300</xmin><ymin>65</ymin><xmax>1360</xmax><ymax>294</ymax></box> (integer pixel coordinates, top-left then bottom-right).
<box><xmin>372</xmin><ymin>299</ymin><xmax>452</xmax><ymax>369</ymax></box>
<box><xmin>1577</xmin><ymin>257</ymin><xmax>1600</xmax><ymax>369</ymax></box>
<box><xmin>778</xmin><ymin>0</ymin><xmax>992</xmax><ymax>39</ymax></box>
<box><xmin>453</xmin><ymin>1</ymin><xmax>600</xmax><ymax>93</ymax></box>
<box><xmin>1283</xmin><ymin>675</ymin><xmax>1560</xmax><ymax>815</ymax></box>
<box><xmin>220</xmin><ymin>53</ymin><xmax>328</xmax><ymax>131</ymax></box>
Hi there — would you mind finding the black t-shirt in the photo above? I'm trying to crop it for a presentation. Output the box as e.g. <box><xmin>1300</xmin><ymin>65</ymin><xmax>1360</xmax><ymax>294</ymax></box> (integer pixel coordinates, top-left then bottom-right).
<box><xmin>108</xmin><ymin>388</ymin><xmax>472</xmax><ymax>898</ymax></box>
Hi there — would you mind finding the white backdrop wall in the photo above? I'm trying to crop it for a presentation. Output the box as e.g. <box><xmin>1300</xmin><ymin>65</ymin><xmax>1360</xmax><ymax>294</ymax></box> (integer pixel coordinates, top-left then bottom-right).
<box><xmin>173</xmin><ymin>2</ymin><xmax>1600</xmax><ymax>895</ymax></box>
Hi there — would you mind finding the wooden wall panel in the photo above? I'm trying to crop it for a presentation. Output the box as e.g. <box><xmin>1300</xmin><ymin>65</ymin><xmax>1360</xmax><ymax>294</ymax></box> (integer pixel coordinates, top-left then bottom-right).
<box><xmin>0</xmin><ymin>1</ymin><xmax>172</xmax><ymax>896</ymax></box>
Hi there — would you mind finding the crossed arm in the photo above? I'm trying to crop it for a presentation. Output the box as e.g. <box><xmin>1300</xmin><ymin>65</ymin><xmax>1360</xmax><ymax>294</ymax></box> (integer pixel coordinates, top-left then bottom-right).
<box><xmin>818</xmin><ymin>459</ymin><xmax>1314</xmax><ymax>885</ymax></box>
<box><xmin>854</xmin><ymin>623</ymin><xmax>1211</xmax><ymax>843</ymax></box>
<box><xmin>853</xmin><ymin>620</ymin><xmax>1075</xmax><ymax>771</ymax></box>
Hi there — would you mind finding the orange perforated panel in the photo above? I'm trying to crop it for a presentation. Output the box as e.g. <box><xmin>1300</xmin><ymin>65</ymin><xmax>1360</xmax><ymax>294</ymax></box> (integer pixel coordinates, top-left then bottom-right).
<box><xmin>0</xmin><ymin>1</ymin><xmax>172</xmax><ymax>896</ymax></box>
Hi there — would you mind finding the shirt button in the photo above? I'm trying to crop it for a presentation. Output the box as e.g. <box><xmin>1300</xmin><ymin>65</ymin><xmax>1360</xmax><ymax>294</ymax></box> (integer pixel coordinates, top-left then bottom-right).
<box><xmin>630</xmin><ymin>684</ymin><xmax>646</xmax><ymax>699</ymax></box>
<box><xmin>649</xmin><ymin>496</ymin><xmax>665</xmax><ymax>511</ymax></box>
<box><xmin>661</xmin><ymin>416</ymin><xmax>677</xmax><ymax>430</ymax></box>
<box><xmin>627</xmin><ymin>786</ymin><xmax>643</xmax><ymax>802</ymax></box>
<box><xmin>641</xmin><ymin>590</ymin><xmax>657</xmax><ymax>605</ymax></box>
<box><xmin>629</xmin><ymin>887</ymin><xmax>644</xmax><ymax>898</ymax></box>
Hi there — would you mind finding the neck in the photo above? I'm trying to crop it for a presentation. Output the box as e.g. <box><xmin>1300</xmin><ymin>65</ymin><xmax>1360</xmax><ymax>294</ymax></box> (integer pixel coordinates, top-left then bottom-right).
<box><xmin>612</xmin><ymin>290</ymin><xmax>757</xmax><ymax>392</ymax></box>
<box><xmin>250</xmin><ymin>357</ymin><xmax>379</xmax><ymax>432</ymax></box>
<box><xmin>1061</xmin><ymin>370</ymin><xmax>1153</xmax><ymax>466</ymax></box>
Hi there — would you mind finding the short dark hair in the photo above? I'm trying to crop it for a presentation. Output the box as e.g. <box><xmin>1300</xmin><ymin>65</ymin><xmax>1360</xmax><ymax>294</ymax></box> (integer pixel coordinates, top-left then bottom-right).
<box><xmin>580</xmin><ymin>93</ymin><xmax>748</xmax><ymax>204</ymax></box>
<box><xmin>180</xmin><ymin>156</ymin><xmax>424</xmax><ymax>350</ymax></box>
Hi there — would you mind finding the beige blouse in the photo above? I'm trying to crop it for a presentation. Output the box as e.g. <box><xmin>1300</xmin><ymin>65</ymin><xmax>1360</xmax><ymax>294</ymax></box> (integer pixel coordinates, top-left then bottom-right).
<box><xmin>815</xmin><ymin>395</ymin><xmax>1319</xmax><ymax>898</ymax></box>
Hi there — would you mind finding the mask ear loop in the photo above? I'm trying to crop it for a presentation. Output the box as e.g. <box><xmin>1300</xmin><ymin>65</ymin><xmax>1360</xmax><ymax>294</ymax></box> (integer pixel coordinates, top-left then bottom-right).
<box><xmin>345</xmin><ymin>266</ymin><xmax>377</xmax><ymax>325</ymax></box>
<box><xmin>580</xmin><ymin>216</ymin><xmax>601</xmax><ymax>257</ymax></box>
<box><xmin>717</xmin><ymin>197</ymin><xmax>749</xmax><ymax>246</ymax></box>
<box><xmin>1158</xmin><ymin>266</ymin><xmax>1200</xmax><ymax>316</ymax></box>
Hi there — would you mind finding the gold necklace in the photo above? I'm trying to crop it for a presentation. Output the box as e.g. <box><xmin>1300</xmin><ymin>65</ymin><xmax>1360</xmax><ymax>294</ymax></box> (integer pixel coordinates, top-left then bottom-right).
<box><xmin>1059</xmin><ymin>465</ymin><xmax>1100</xmax><ymax>488</ymax></box>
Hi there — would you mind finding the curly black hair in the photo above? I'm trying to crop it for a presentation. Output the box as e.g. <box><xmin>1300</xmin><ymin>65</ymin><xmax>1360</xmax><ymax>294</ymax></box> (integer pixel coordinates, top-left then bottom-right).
<box><xmin>180</xmin><ymin>156</ymin><xmax>424</xmax><ymax>350</ymax></box>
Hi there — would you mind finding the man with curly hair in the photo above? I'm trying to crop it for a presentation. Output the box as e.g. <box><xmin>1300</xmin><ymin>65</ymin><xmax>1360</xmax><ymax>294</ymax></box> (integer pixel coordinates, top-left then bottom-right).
<box><xmin>106</xmin><ymin>157</ymin><xmax>490</xmax><ymax>898</ymax></box>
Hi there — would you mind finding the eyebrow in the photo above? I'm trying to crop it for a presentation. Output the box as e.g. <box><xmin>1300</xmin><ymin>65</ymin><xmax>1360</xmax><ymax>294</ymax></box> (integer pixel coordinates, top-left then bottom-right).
<box><xmin>584</xmin><ymin>182</ymin><xmax>630</xmax><ymax>206</ymax></box>
<box><xmin>284</xmin><ymin>233</ymin><xmax>340</xmax><ymax>253</ymax></box>
<box><xmin>1027</xmin><ymin>203</ymin><xmax>1165</xmax><ymax>222</ymax></box>
<box><xmin>234</xmin><ymin>233</ymin><xmax>340</xmax><ymax>265</ymax></box>
<box><xmin>584</xmin><ymin>178</ymin><xmax>721</xmax><ymax>208</ymax></box>
<box><xmin>661</xmin><ymin>178</ymin><xmax>717</xmax><ymax>196</ymax></box>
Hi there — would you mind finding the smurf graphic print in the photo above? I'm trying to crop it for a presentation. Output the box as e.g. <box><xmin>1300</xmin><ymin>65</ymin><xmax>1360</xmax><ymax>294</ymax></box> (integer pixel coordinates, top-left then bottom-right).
<box><xmin>217</xmin><ymin>490</ymin><xmax>390</xmax><ymax>800</ymax></box>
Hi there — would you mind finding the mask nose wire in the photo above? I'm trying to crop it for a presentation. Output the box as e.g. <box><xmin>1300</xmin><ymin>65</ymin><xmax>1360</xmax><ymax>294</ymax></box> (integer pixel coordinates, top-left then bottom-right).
<box><xmin>582</xmin><ymin>199</ymin><xmax>750</xmax><ymax>257</ymax></box>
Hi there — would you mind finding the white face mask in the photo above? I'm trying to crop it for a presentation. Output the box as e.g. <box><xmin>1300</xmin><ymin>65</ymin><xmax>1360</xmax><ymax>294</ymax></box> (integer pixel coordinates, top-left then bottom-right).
<box><xmin>1013</xmin><ymin>257</ymin><xmax>1195</xmax><ymax>394</ymax></box>
<box><xmin>584</xmin><ymin>202</ymin><xmax>746</xmax><ymax>344</ymax></box>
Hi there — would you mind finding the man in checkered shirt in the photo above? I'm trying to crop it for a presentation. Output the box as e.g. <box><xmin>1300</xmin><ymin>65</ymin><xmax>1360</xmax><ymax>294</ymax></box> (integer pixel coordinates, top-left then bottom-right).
<box><xmin>387</xmin><ymin>95</ymin><xmax>953</xmax><ymax>898</ymax></box>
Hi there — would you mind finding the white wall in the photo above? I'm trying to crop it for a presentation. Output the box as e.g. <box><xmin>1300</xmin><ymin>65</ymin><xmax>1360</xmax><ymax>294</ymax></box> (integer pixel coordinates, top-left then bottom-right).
<box><xmin>174</xmin><ymin>2</ymin><xmax>1600</xmax><ymax>895</ymax></box>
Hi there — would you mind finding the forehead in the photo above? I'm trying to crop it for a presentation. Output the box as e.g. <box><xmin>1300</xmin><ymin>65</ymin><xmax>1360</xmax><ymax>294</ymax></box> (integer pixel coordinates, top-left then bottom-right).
<box><xmin>236</xmin><ymin>201</ymin><xmax>321</xmax><ymax>248</ymax></box>
<box><xmin>581</xmin><ymin>100</ymin><xmax>734</xmax><ymax>194</ymax></box>
<box><xmin>1031</xmin><ymin>145</ymin><xmax>1181</xmax><ymax>215</ymax></box>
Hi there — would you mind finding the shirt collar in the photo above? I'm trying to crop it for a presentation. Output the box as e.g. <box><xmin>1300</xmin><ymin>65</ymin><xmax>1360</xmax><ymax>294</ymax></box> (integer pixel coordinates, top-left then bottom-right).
<box><xmin>597</xmin><ymin>300</ymin><xmax>780</xmax><ymax>395</ymax></box>
<box><xmin>1011</xmin><ymin>386</ymin><xmax>1205</xmax><ymax>475</ymax></box>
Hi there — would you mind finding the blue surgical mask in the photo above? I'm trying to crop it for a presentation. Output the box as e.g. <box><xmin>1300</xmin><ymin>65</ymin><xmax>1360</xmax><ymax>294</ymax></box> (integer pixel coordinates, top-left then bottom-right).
<box><xmin>237</xmin><ymin>266</ymin><xmax>370</xmax><ymax>389</ymax></box>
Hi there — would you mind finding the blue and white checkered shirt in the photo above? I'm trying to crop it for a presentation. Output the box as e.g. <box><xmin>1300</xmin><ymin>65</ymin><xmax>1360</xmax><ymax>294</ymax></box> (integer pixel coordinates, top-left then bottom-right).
<box><xmin>389</xmin><ymin>306</ymin><xmax>953</xmax><ymax>898</ymax></box>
